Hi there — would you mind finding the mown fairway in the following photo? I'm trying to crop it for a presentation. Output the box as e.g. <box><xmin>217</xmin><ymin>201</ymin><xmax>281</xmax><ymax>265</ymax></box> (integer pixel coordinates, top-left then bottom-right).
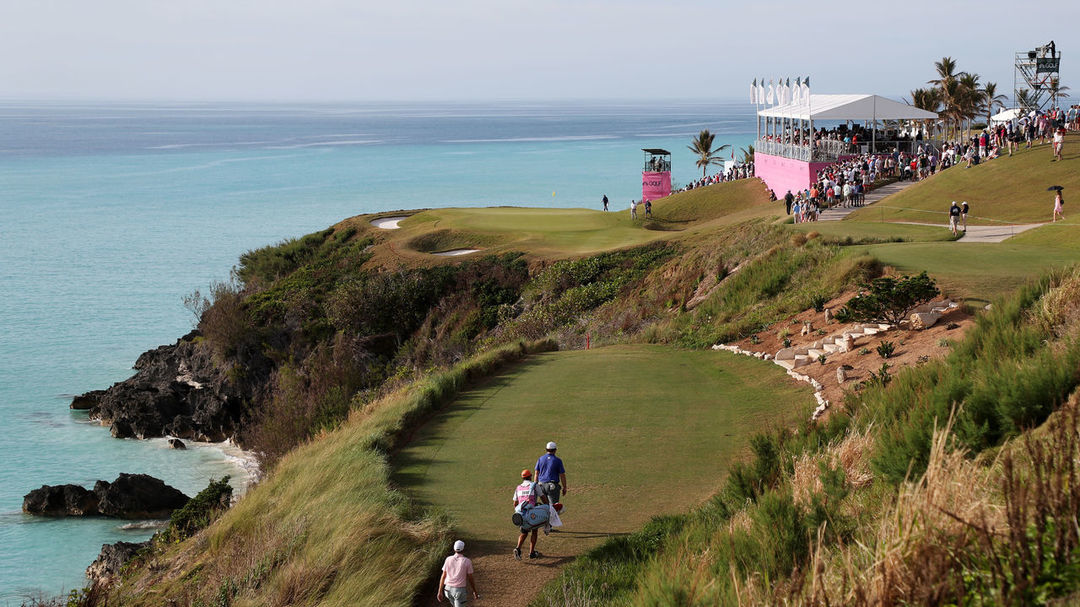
<box><xmin>394</xmin><ymin>344</ymin><xmax>812</xmax><ymax>559</ymax></box>
<box><xmin>788</xmin><ymin>220</ymin><xmax>955</xmax><ymax>243</ymax></box>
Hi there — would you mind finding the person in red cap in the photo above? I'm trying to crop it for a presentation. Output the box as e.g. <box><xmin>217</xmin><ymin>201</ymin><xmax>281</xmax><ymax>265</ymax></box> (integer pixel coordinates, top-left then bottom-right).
<box><xmin>513</xmin><ymin>469</ymin><xmax>540</xmax><ymax>559</ymax></box>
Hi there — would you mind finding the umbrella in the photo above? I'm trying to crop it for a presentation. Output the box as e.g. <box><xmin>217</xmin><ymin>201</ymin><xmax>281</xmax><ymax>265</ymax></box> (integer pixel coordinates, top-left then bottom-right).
<box><xmin>1049</xmin><ymin>185</ymin><xmax>1065</xmax><ymax>191</ymax></box>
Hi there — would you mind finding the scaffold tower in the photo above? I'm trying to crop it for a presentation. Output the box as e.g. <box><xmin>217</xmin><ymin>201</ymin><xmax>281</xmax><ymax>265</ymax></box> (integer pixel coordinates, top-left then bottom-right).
<box><xmin>1015</xmin><ymin>41</ymin><xmax>1062</xmax><ymax>112</ymax></box>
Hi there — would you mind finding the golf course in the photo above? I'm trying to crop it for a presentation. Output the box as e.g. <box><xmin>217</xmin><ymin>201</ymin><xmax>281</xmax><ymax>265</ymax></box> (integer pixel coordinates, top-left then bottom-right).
<box><xmin>393</xmin><ymin>345</ymin><xmax>813</xmax><ymax>605</ymax></box>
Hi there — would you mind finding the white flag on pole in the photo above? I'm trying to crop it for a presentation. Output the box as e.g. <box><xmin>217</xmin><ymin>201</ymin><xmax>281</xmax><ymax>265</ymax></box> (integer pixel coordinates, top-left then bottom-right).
<box><xmin>750</xmin><ymin>78</ymin><xmax>757</xmax><ymax>105</ymax></box>
<box><xmin>766</xmin><ymin>80</ymin><xmax>775</xmax><ymax>105</ymax></box>
<box><xmin>792</xmin><ymin>77</ymin><xmax>801</xmax><ymax>104</ymax></box>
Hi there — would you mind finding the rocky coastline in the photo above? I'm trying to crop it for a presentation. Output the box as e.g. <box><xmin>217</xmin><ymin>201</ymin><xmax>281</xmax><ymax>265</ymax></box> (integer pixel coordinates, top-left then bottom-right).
<box><xmin>70</xmin><ymin>329</ymin><xmax>262</xmax><ymax>444</ymax></box>
<box><xmin>23</xmin><ymin>473</ymin><xmax>190</xmax><ymax>519</ymax></box>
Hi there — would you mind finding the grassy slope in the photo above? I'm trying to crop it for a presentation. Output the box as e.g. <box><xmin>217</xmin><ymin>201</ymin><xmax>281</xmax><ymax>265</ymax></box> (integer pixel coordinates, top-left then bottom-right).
<box><xmin>858</xmin><ymin>241</ymin><xmax>1080</xmax><ymax>305</ymax></box>
<box><xmin>846</xmin><ymin>134</ymin><xmax>1080</xmax><ymax>225</ymax></box>
<box><xmin>788</xmin><ymin>220</ymin><xmax>955</xmax><ymax>243</ymax></box>
<box><xmin>354</xmin><ymin>178</ymin><xmax>782</xmax><ymax>264</ymax></box>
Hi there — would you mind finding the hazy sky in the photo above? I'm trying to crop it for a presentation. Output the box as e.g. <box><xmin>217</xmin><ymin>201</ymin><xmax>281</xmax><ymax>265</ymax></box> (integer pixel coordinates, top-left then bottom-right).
<box><xmin>2</xmin><ymin>0</ymin><xmax>1076</xmax><ymax>103</ymax></box>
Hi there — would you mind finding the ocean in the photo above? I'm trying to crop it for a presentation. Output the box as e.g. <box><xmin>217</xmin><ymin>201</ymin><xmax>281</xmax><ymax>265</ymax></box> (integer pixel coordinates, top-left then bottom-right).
<box><xmin>0</xmin><ymin>100</ymin><xmax>756</xmax><ymax>602</ymax></box>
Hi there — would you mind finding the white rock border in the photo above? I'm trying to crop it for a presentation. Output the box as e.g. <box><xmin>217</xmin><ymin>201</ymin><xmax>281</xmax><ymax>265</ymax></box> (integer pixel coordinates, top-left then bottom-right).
<box><xmin>713</xmin><ymin>343</ymin><xmax>831</xmax><ymax>421</ymax></box>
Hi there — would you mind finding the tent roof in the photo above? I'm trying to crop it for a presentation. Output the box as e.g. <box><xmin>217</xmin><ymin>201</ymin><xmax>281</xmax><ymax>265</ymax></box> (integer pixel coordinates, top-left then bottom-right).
<box><xmin>642</xmin><ymin>148</ymin><xmax>671</xmax><ymax>155</ymax></box>
<box><xmin>991</xmin><ymin>108</ymin><xmax>1022</xmax><ymax>123</ymax></box>
<box><xmin>757</xmin><ymin>94</ymin><xmax>938</xmax><ymax>121</ymax></box>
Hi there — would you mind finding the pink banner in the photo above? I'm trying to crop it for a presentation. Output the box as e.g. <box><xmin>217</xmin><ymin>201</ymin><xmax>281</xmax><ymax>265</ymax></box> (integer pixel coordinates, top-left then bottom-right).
<box><xmin>642</xmin><ymin>171</ymin><xmax>671</xmax><ymax>201</ymax></box>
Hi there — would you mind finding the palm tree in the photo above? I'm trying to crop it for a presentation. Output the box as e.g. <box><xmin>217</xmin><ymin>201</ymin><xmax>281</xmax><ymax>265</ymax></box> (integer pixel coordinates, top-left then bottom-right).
<box><xmin>957</xmin><ymin>73</ymin><xmax>983</xmax><ymax>134</ymax></box>
<box><xmin>687</xmin><ymin>130</ymin><xmax>730</xmax><ymax>177</ymax></box>
<box><xmin>1050</xmin><ymin>78</ymin><xmax>1071</xmax><ymax>108</ymax></box>
<box><xmin>982</xmin><ymin>82</ymin><xmax>1008</xmax><ymax>126</ymax></box>
<box><xmin>909</xmin><ymin>88</ymin><xmax>943</xmax><ymax>139</ymax></box>
<box><xmin>1016</xmin><ymin>89</ymin><xmax>1038</xmax><ymax>112</ymax></box>
<box><xmin>928</xmin><ymin>57</ymin><xmax>961</xmax><ymax>90</ymax></box>
<box><xmin>739</xmin><ymin>144</ymin><xmax>754</xmax><ymax>164</ymax></box>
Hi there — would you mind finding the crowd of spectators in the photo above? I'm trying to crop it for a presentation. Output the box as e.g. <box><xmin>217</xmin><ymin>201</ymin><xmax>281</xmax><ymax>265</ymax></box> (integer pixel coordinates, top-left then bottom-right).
<box><xmin>675</xmin><ymin>162</ymin><xmax>755</xmax><ymax>193</ymax></box>
<box><xmin>780</xmin><ymin>105</ymin><xmax>1076</xmax><ymax>222</ymax></box>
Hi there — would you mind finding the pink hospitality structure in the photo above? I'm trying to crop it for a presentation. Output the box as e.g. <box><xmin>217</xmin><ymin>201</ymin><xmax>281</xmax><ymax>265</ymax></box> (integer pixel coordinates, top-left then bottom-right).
<box><xmin>753</xmin><ymin>94</ymin><xmax>938</xmax><ymax>196</ymax></box>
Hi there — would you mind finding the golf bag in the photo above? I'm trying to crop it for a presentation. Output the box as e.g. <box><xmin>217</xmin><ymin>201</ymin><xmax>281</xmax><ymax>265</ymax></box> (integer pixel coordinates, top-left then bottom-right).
<box><xmin>512</xmin><ymin>503</ymin><xmax>563</xmax><ymax>532</ymax></box>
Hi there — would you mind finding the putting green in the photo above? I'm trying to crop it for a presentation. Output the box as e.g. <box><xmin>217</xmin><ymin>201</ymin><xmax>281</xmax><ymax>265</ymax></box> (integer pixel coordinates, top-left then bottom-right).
<box><xmin>393</xmin><ymin>344</ymin><xmax>812</xmax><ymax>555</ymax></box>
<box><xmin>355</xmin><ymin>179</ymin><xmax>783</xmax><ymax>263</ymax></box>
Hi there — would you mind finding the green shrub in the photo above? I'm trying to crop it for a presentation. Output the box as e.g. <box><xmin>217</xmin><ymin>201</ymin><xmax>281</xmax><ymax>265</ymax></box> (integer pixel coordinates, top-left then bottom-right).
<box><xmin>838</xmin><ymin>271</ymin><xmax>939</xmax><ymax>325</ymax></box>
<box><xmin>163</xmin><ymin>477</ymin><xmax>233</xmax><ymax>544</ymax></box>
<box><xmin>876</xmin><ymin>340</ymin><xmax>896</xmax><ymax>358</ymax></box>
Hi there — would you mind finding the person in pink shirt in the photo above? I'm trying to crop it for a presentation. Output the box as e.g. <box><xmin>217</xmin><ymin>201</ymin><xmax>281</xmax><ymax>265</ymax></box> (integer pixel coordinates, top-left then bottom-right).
<box><xmin>437</xmin><ymin>540</ymin><xmax>479</xmax><ymax>605</ymax></box>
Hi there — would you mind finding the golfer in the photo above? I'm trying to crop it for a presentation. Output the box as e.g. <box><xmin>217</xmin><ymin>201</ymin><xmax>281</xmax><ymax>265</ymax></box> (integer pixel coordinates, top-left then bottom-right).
<box><xmin>948</xmin><ymin>201</ymin><xmax>961</xmax><ymax>236</ymax></box>
<box><xmin>534</xmin><ymin>441</ymin><xmax>567</xmax><ymax>506</ymax></box>
<box><xmin>437</xmin><ymin>540</ymin><xmax>479</xmax><ymax>605</ymax></box>
<box><xmin>513</xmin><ymin>469</ymin><xmax>541</xmax><ymax>559</ymax></box>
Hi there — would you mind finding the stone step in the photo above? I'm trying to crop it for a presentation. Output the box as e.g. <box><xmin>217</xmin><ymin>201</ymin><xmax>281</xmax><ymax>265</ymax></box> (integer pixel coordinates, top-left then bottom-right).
<box><xmin>823</xmin><ymin>343</ymin><xmax>840</xmax><ymax>354</ymax></box>
<box><xmin>793</xmin><ymin>355</ymin><xmax>811</xmax><ymax>367</ymax></box>
<box><xmin>807</xmin><ymin>348</ymin><xmax>826</xmax><ymax>358</ymax></box>
<box><xmin>774</xmin><ymin>359</ymin><xmax>795</xmax><ymax>370</ymax></box>
<box><xmin>878</xmin><ymin>323</ymin><xmax>892</xmax><ymax>330</ymax></box>
<box><xmin>862</xmin><ymin>327</ymin><xmax>880</xmax><ymax>336</ymax></box>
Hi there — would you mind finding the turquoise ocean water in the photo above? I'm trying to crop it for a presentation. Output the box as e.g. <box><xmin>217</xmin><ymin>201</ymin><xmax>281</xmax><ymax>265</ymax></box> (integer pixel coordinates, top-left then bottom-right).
<box><xmin>0</xmin><ymin>101</ymin><xmax>755</xmax><ymax>602</ymax></box>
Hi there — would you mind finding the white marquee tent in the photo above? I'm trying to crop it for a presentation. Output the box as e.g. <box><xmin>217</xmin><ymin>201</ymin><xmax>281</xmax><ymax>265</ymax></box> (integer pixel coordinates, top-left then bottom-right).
<box><xmin>757</xmin><ymin>94</ymin><xmax>938</xmax><ymax>121</ymax></box>
<box><xmin>990</xmin><ymin>108</ymin><xmax>1022</xmax><ymax>124</ymax></box>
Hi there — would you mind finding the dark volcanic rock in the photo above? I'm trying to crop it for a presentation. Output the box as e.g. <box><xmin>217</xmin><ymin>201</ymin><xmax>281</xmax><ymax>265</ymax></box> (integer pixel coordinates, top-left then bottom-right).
<box><xmin>23</xmin><ymin>474</ymin><xmax>189</xmax><ymax>519</ymax></box>
<box><xmin>23</xmin><ymin>484</ymin><xmax>99</xmax><ymax>516</ymax></box>
<box><xmin>168</xmin><ymin>438</ymin><xmax>187</xmax><ymax>449</ymax></box>
<box><xmin>86</xmin><ymin>540</ymin><xmax>149</xmax><ymax>587</ymax></box>
<box><xmin>75</xmin><ymin>329</ymin><xmax>263</xmax><ymax>444</ymax></box>
<box><xmin>94</xmin><ymin>473</ymin><xmax>190</xmax><ymax>519</ymax></box>
<box><xmin>70</xmin><ymin>390</ymin><xmax>105</xmax><ymax>410</ymax></box>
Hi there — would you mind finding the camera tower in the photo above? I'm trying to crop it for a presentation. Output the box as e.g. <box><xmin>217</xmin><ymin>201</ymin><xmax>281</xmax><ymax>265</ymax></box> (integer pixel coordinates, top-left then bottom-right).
<box><xmin>1015</xmin><ymin>41</ymin><xmax>1062</xmax><ymax>112</ymax></box>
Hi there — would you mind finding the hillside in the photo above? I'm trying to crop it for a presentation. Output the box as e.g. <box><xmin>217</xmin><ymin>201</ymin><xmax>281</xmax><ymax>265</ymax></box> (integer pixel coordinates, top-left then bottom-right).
<box><xmin>847</xmin><ymin>134</ymin><xmax>1080</xmax><ymax>225</ymax></box>
<box><xmin>79</xmin><ymin>143</ymin><xmax>1080</xmax><ymax>607</ymax></box>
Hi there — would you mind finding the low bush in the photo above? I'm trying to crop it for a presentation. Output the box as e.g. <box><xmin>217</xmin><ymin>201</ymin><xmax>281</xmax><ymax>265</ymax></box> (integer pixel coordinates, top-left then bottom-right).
<box><xmin>836</xmin><ymin>271</ymin><xmax>939</xmax><ymax>325</ymax></box>
<box><xmin>162</xmin><ymin>477</ymin><xmax>233</xmax><ymax>544</ymax></box>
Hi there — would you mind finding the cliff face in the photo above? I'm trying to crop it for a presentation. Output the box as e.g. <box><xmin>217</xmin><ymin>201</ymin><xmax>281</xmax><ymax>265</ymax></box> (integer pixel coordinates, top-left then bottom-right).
<box><xmin>72</xmin><ymin>329</ymin><xmax>264</xmax><ymax>444</ymax></box>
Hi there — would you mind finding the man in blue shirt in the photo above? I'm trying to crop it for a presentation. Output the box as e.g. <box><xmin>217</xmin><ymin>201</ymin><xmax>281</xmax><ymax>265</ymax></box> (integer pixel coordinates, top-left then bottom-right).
<box><xmin>534</xmin><ymin>441</ymin><xmax>567</xmax><ymax>506</ymax></box>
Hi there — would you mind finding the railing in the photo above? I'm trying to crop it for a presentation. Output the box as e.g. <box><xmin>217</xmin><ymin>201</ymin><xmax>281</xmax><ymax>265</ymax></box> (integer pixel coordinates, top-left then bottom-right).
<box><xmin>756</xmin><ymin>138</ymin><xmax>944</xmax><ymax>162</ymax></box>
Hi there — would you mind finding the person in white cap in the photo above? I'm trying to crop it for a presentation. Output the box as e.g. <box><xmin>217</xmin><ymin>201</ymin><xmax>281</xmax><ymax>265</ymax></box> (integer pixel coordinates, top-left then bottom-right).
<box><xmin>533</xmin><ymin>441</ymin><xmax>567</xmax><ymax>507</ymax></box>
<box><xmin>437</xmin><ymin>540</ymin><xmax>479</xmax><ymax>605</ymax></box>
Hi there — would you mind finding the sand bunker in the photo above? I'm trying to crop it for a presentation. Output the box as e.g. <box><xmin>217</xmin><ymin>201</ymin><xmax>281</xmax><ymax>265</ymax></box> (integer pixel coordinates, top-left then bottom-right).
<box><xmin>432</xmin><ymin>249</ymin><xmax>481</xmax><ymax>256</ymax></box>
<box><xmin>371</xmin><ymin>216</ymin><xmax>406</xmax><ymax>230</ymax></box>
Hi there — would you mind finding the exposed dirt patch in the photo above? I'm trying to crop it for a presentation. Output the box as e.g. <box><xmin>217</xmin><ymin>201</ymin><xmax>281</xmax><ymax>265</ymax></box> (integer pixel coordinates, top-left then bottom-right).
<box><xmin>730</xmin><ymin>291</ymin><xmax>974</xmax><ymax>412</ymax></box>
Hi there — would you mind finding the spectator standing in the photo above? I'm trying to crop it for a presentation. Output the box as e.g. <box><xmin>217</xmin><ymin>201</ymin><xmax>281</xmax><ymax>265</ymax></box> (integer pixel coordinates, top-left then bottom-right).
<box><xmin>534</xmin><ymin>441</ymin><xmax>567</xmax><ymax>506</ymax></box>
<box><xmin>437</xmin><ymin>541</ymin><xmax>479</xmax><ymax>606</ymax></box>
<box><xmin>1054</xmin><ymin>190</ymin><xmax>1065</xmax><ymax>223</ymax></box>
<box><xmin>961</xmin><ymin>201</ymin><xmax>970</xmax><ymax>232</ymax></box>
<box><xmin>1053</xmin><ymin>128</ymin><xmax>1065</xmax><ymax>162</ymax></box>
<box><xmin>602</xmin><ymin>194</ymin><xmax>609</xmax><ymax>211</ymax></box>
<box><xmin>784</xmin><ymin>190</ymin><xmax>794</xmax><ymax>215</ymax></box>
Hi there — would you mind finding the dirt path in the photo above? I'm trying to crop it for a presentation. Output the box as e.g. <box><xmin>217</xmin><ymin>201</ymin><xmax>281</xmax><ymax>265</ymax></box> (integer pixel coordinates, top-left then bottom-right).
<box><xmin>426</xmin><ymin>533</ymin><xmax>584</xmax><ymax>607</ymax></box>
